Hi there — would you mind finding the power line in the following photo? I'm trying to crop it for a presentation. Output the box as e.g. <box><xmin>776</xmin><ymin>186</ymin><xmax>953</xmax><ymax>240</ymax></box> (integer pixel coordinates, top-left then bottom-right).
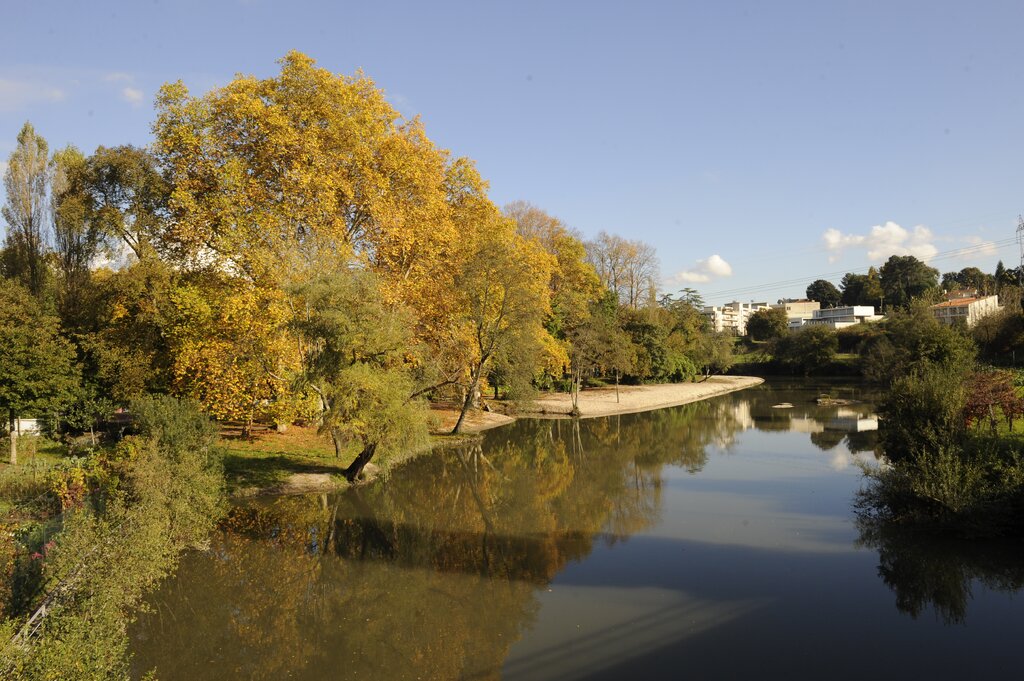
<box><xmin>699</xmin><ymin>236</ymin><xmax>1017</xmax><ymax>301</ymax></box>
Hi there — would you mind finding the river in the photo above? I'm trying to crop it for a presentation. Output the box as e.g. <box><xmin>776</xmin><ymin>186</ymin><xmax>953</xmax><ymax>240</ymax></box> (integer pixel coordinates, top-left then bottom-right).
<box><xmin>130</xmin><ymin>379</ymin><xmax>1024</xmax><ymax>679</ymax></box>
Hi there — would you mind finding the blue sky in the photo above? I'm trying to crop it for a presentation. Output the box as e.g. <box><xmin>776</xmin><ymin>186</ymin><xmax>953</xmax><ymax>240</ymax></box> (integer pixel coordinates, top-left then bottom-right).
<box><xmin>2</xmin><ymin>0</ymin><xmax>1022</xmax><ymax>304</ymax></box>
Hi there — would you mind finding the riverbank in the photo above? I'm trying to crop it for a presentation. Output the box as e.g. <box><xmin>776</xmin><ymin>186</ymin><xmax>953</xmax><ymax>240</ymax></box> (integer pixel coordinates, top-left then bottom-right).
<box><xmin>429</xmin><ymin>376</ymin><xmax>764</xmax><ymax>432</ymax></box>
<box><xmin>525</xmin><ymin>375</ymin><xmax>764</xmax><ymax>418</ymax></box>
<box><xmin>226</xmin><ymin>377</ymin><xmax>764</xmax><ymax>496</ymax></box>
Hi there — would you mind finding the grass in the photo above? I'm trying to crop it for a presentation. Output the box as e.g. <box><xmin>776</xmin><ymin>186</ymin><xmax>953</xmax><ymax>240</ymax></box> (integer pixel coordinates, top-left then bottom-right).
<box><xmin>0</xmin><ymin>436</ymin><xmax>71</xmax><ymax>515</ymax></box>
<box><xmin>219</xmin><ymin>424</ymin><xmax>349</xmax><ymax>493</ymax></box>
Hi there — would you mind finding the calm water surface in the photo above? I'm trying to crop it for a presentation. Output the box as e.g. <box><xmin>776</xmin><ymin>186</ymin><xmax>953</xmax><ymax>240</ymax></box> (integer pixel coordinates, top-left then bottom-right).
<box><xmin>131</xmin><ymin>380</ymin><xmax>1024</xmax><ymax>679</ymax></box>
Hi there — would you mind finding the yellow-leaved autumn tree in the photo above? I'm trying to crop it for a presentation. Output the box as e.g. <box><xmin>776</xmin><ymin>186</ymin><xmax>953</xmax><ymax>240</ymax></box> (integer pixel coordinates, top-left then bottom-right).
<box><xmin>153</xmin><ymin>51</ymin><xmax>460</xmax><ymax>302</ymax></box>
<box><xmin>451</xmin><ymin>213</ymin><xmax>555</xmax><ymax>433</ymax></box>
<box><xmin>166</xmin><ymin>275</ymin><xmax>299</xmax><ymax>434</ymax></box>
<box><xmin>152</xmin><ymin>52</ymin><xmax>489</xmax><ymax>420</ymax></box>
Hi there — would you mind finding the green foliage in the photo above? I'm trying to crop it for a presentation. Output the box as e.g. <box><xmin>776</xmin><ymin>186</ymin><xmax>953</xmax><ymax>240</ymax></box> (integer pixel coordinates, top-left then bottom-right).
<box><xmin>292</xmin><ymin>270</ymin><xmax>430</xmax><ymax>477</ymax></box>
<box><xmin>0</xmin><ymin>279</ymin><xmax>79</xmax><ymax>463</ymax></box>
<box><xmin>972</xmin><ymin>307</ymin><xmax>1024</xmax><ymax>364</ymax></box>
<box><xmin>746</xmin><ymin>307</ymin><xmax>788</xmax><ymax>341</ymax></box>
<box><xmin>51</xmin><ymin>145</ymin><xmax>109</xmax><ymax>329</ymax></box>
<box><xmin>2</xmin><ymin>396</ymin><xmax>224</xmax><ymax>679</ymax></box>
<box><xmin>878</xmin><ymin>365</ymin><xmax>969</xmax><ymax>465</ymax></box>
<box><xmin>941</xmin><ymin>267</ymin><xmax>994</xmax><ymax>295</ymax></box>
<box><xmin>86</xmin><ymin>145</ymin><xmax>170</xmax><ymax>260</ymax></box>
<box><xmin>693</xmin><ymin>331</ymin><xmax>735</xmax><ymax>378</ymax></box>
<box><xmin>131</xmin><ymin>394</ymin><xmax>218</xmax><ymax>456</ymax></box>
<box><xmin>839</xmin><ymin>268</ymin><xmax>883</xmax><ymax>307</ymax></box>
<box><xmin>879</xmin><ymin>254</ymin><xmax>939</xmax><ymax>310</ymax></box>
<box><xmin>860</xmin><ymin>304</ymin><xmax>975</xmax><ymax>382</ymax></box>
<box><xmin>2</xmin><ymin>123</ymin><xmax>50</xmax><ymax>299</ymax></box>
<box><xmin>805</xmin><ymin>279</ymin><xmax>840</xmax><ymax>308</ymax></box>
<box><xmin>862</xmin><ymin>361</ymin><xmax>1024</xmax><ymax>536</ymax></box>
<box><xmin>771</xmin><ymin>325</ymin><xmax>837</xmax><ymax>375</ymax></box>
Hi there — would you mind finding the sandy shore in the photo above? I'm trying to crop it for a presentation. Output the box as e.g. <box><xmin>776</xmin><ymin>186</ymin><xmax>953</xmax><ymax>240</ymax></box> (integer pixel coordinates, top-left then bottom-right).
<box><xmin>525</xmin><ymin>375</ymin><xmax>764</xmax><ymax>419</ymax></box>
<box><xmin>430</xmin><ymin>376</ymin><xmax>763</xmax><ymax>433</ymax></box>
<box><xmin>248</xmin><ymin>377</ymin><xmax>764</xmax><ymax>496</ymax></box>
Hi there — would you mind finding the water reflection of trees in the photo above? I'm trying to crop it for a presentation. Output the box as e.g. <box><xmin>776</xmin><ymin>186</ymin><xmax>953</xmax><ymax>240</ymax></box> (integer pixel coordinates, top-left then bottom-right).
<box><xmin>132</xmin><ymin>402</ymin><xmax>743</xmax><ymax>680</ymax></box>
<box><xmin>132</xmin><ymin>386</ymin><xmax>888</xmax><ymax>678</ymax></box>
<box><xmin>856</xmin><ymin>517</ymin><xmax>1024</xmax><ymax>625</ymax></box>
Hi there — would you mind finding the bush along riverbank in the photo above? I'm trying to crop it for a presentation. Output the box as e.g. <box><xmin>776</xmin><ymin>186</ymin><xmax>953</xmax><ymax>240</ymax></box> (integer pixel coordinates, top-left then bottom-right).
<box><xmin>857</xmin><ymin>359</ymin><xmax>1024</xmax><ymax>538</ymax></box>
<box><xmin>1</xmin><ymin>396</ymin><xmax>225</xmax><ymax>679</ymax></box>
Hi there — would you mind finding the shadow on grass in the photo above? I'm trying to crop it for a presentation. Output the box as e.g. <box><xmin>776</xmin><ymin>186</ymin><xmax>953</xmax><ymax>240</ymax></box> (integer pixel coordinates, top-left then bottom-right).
<box><xmin>223</xmin><ymin>453</ymin><xmax>347</xmax><ymax>492</ymax></box>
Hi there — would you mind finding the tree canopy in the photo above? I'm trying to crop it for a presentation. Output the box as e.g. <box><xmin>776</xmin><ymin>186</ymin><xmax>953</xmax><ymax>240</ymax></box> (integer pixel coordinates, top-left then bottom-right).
<box><xmin>879</xmin><ymin>255</ymin><xmax>939</xmax><ymax>310</ymax></box>
<box><xmin>806</xmin><ymin>279</ymin><xmax>841</xmax><ymax>308</ymax></box>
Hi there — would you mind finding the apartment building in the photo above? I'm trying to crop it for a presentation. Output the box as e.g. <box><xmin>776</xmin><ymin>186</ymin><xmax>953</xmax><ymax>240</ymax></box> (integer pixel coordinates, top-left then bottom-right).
<box><xmin>702</xmin><ymin>301</ymin><xmax>769</xmax><ymax>335</ymax></box>
<box><xmin>930</xmin><ymin>291</ymin><xmax>1000</xmax><ymax>327</ymax></box>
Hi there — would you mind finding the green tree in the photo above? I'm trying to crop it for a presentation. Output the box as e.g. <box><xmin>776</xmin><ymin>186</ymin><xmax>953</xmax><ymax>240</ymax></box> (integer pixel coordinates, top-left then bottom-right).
<box><xmin>994</xmin><ymin>260</ymin><xmax>1018</xmax><ymax>294</ymax></box>
<box><xmin>2</xmin><ymin>123</ymin><xmax>51</xmax><ymax>298</ymax></box>
<box><xmin>806</xmin><ymin>279</ymin><xmax>841</xmax><ymax>308</ymax></box>
<box><xmin>840</xmin><ymin>268</ymin><xmax>883</xmax><ymax>307</ymax></box>
<box><xmin>860</xmin><ymin>304</ymin><xmax>976</xmax><ymax>382</ymax></box>
<box><xmin>773</xmin><ymin>325</ymin><xmax>837</xmax><ymax>375</ymax></box>
<box><xmin>693</xmin><ymin>331</ymin><xmax>735</xmax><ymax>380</ymax></box>
<box><xmin>879</xmin><ymin>255</ymin><xmax>939</xmax><ymax>310</ymax></box>
<box><xmin>746</xmin><ymin>307</ymin><xmax>788</xmax><ymax>341</ymax></box>
<box><xmin>51</xmin><ymin>145</ymin><xmax>106</xmax><ymax>328</ymax></box>
<box><xmin>941</xmin><ymin>267</ymin><xmax>994</xmax><ymax>295</ymax></box>
<box><xmin>86</xmin><ymin>145</ymin><xmax>170</xmax><ymax>261</ymax></box>
<box><xmin>292</xmin><ymin>270</ymin><xmax>430</xmax><ymax>481</ymax></box>
<box><xmin>0</xmin><ymin>280</ymin><xmax>78</xmax><ymax>463</ymax></box>
<box><xmin>567</xmin><ymin>302</ymin><xmax>634</xmax><ymax>411</ymax></box>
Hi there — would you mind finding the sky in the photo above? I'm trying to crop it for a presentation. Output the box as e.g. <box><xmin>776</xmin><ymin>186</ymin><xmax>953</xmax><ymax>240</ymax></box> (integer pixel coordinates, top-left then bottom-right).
<box><xmin>2</xmin><ymin>0</ymin><xmax>1023</xmax><ymax>305</ymax></box>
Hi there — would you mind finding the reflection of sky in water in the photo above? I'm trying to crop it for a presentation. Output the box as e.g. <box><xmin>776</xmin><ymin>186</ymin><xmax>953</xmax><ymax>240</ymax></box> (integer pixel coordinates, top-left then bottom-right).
<box><xmin>131</xmin><ymin>380</ymin><xmax>1024</xmax><ymax>681</ymax></box>
<box><xmin>506</xmin><ymin>384</ymin><xmax>1024</xmax><ymax>680</ymax></box>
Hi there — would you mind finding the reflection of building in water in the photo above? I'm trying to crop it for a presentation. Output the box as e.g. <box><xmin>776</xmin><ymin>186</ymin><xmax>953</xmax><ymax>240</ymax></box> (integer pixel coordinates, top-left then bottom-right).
<box><xmin>827</xmin><ymin>407</ymin><xmax>878</xmax><ymax>432</ymax></box>
<box><xmin>787</xmin><ymin>416</ymin><xmax>825</xmax><ymax>434</ymax></box>
<box><xmin>729</xmin><ymin>400</ymin><xmax>755</xmax><ymax>430</ymax></box>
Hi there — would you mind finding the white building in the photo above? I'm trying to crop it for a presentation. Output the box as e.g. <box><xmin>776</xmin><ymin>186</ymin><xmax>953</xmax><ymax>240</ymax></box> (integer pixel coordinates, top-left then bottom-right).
<box><xmin>803</xmin><ymin>306</ymin><xmax>883</xmax><ymax>329</ymax></box>
<box><xmin>702</xmin><ymin>301</ymin><xmax>770</xmax><ymax>335</ymax></box>
<box><xmin>4</xmin><ymin>418</ymin><xmax>41</xmax><ymax>435</ymax></box>
<box><xmin>773</xmin><ymin>299</ymin><xmax>820</xmax><ymax>320</ymax></box>
<box><xmin>930</xmin><ymin>293</ymin><xmax>1001</xmax><ymax>327</ymax></box>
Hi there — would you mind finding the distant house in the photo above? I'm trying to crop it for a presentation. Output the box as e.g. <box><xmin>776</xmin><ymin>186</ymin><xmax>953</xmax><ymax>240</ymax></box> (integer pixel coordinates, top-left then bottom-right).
<box><xmin>930</xmin><ymin>291</ymin><xmax>1000</xmax><ymax>327</ymax></box>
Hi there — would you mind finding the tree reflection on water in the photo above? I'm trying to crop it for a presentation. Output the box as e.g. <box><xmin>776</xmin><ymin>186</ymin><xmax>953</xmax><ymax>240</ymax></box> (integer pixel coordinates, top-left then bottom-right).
<box><xmin>130</xmin><ymin>381</ymin><xmax>1024</xmax><ymax>678</ymax></box>
<box><xmin>856</xmin><ymin>513</ymin><xmax>1024</xmax><ymax>625</ymax></box>
<box><xmin>131</xmin><ymin>398</ymin><xmax>751</xmax><ymax>679</ymax></box>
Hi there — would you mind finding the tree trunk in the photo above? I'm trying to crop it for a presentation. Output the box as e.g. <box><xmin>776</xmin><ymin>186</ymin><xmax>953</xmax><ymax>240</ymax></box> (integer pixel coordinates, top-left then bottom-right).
<box><xmin>452</xmin><ymin>363</ymin><xmax>484</xmax><ymax>435</ymax></box>
<box><xmin>344</xmin><ymin>442</ymin><xmax>377</xmax><ymax>482</ymax></box>
<box><xmin>8</xmin><ymin>409</ymin><xmax>16</xmax><ymax>466</ymax></box>
<box><xmin>615</xmin><ymin>370</ymin><xmax>620</xmax><ymax>403</ymax></box>
<box><xmin>570</xmin><ymin>368</ymin><xmax>582</xmax><ymax>416</ymax></box>
<box><xmin>331</xmin><ymin>428</ymin><xmax>342</xmax><ymax>458</ymax></box>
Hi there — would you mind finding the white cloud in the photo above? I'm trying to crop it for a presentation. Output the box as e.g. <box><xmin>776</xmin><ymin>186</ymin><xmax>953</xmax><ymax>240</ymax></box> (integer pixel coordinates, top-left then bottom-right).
<box><xmin>961</xmin><ymin>235</ymin><xmax>998</xmax><ymax>259</ymax></box>
<box><xmin>121</xmin><ymin>86</ymin><xmax>144</xmax><ymax>106</ymax></box>
<box><xmin>672</xmin><ymin>254</ymin><xmax>733</xmax><ymax>284</ymax></box>
<box><xmin>0</xmin><ymin>78</ymin><xmax>65</xmax><ymax>112</ymax></box>
<box><xmin>823</xmin><ymin>221</ymin><xmax>938</xmax><ymax>263</ymax></box>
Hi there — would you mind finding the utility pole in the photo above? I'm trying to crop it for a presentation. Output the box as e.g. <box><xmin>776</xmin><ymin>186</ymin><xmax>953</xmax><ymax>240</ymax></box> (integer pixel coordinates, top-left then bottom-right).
<box><xmin>1017</xmin><ymin>215</ymin><xmax>1024</xmax><ymax>288</ymax></box>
